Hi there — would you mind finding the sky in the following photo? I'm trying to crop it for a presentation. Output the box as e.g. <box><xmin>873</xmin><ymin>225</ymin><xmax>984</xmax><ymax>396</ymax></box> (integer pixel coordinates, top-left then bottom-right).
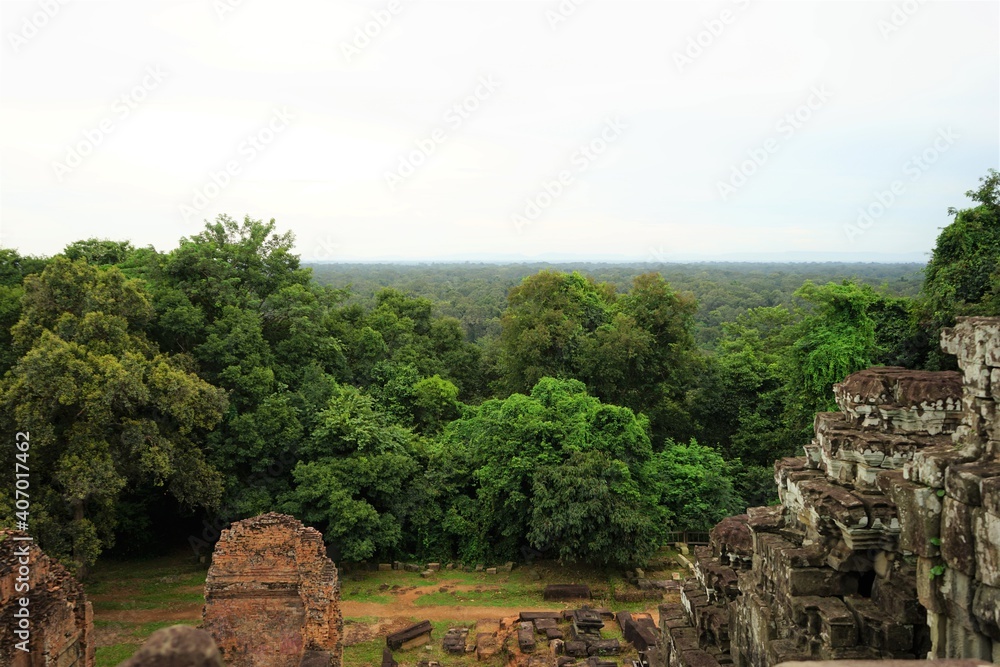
<box><xmin>0</xmin><ymin>0</ymin><xmax>997</xmax><ymax>263</ymax></box>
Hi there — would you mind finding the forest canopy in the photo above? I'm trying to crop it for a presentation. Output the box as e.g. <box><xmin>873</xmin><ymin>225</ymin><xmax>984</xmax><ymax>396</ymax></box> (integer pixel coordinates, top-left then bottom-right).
<box><xmin>1</xmin><ymin>169</ymin><xmax>997</xmax><ymax>572</ymax></box>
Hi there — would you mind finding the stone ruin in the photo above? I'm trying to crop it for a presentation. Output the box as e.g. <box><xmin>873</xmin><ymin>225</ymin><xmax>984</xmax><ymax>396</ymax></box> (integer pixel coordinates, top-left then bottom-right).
<box><xmin>658</xmin><ymin>316</ymin><xmax>1000</xmax><ymax>667</ymax></box>
<box><xmin>0</xmin><ymin>530</ymin><xmax>95</xmax><ymax>667</ymax></box>
<box><xmin>202</xmin><ymin>512</ymin><xmax>343</xmax><ymax>667</ymax></box>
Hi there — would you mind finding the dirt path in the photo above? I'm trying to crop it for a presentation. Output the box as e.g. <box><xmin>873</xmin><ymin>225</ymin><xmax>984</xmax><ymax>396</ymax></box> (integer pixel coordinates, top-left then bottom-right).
<box><xmin>92</xmin><ymin>579</ymin><xmax>662</xmax><ymax>627</ymax></box>
<box><xmin>341</xmin><ymin>600</ymin><xmax>556</xmax><ymax>622</ymax></box>
<box><xmin>99</xmin><ymin>605</ymin><xmax>203</xmax><ymax>624</ymax></box>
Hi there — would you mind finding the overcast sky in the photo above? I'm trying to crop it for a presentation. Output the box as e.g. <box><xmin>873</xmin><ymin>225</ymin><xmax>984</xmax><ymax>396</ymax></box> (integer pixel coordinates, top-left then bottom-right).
<box><xmin>0</xmin><ymin>0</ymin><xmax>997</xmax><ymax>262</ymax></box>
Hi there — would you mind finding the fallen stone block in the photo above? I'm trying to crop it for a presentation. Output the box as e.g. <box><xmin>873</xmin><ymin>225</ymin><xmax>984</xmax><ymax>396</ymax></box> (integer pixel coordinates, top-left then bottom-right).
<box><xmin>587</xmin><ymin>639</ymin><xmax>620</xmax><ymax>656</ymax></box>
<box><xmin>520</xmin><ymin>611</ymin><xmax>563</xmax><ymax>622</ymax></box>
<box><xmin>534</xmin><ymin>618</ymin><xmax>558</xmax><ymax>633</ymax></box>
<box><xmin>518</xmin><ymin>622</ymin><xmax>536</xmax><ymax>653</ymax></box>
<box><xmin>475</xmin><ymin>632</ymin><xmax>498</xmax><ymax>660</ymax></box>
<box><xmin>441</xmin><ymin>627</ymin><xmax>468</xmax><ymax>654</ymax></box>
<box><xmin>386</xmin><ymin>621</ymin><xmax>433</xmax><ymax>650</ymax></box>
<box><xmin>544</xmin><ymin>584</ymin><xmax>591</xmax><ymax>601</ymax></box>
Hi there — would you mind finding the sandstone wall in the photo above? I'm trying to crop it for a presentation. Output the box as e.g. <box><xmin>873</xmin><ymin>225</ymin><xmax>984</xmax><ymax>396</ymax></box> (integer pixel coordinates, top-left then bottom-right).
<box><xmin>0</xmin><ymin>530</ymin><xmax>95</xmax><ymax>667</ymax></box>
<box><xmin>203</xmin><ymin>512</ymin><xmax>343</xmax><ymax>667</ymax></box>
<box><xmin>657</xmin><ymin>317</ymin><xmax>1000</xmax><ymax>667</ymax></box>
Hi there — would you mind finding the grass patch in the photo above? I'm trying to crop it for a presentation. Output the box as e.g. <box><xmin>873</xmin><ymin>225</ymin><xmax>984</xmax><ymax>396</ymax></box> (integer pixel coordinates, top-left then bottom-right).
<box><xmin>95</xmin><ymin>643</ymin><xmax>141</xmax><ymax>667</ymax></box>
<box><xmin>414</xmin><ymin>584</ymin><xmax>542</xmax><ymax>608</ymax></box>
<box><xmin>87</xmin><ymin>550</ymin><xmax>207</xmax><ymax>612</ymax></box>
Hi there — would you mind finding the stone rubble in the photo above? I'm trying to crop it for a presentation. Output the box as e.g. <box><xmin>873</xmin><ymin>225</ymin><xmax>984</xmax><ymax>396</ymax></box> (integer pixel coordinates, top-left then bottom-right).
<box><xmin>654</xmin><ymin>317</ymin><xmax>1000</xmax><ymax>667</ymax></box>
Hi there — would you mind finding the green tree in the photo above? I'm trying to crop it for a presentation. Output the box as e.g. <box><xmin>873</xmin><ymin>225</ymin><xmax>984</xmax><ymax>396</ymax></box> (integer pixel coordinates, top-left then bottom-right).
<box><xmin>922</xmin><ymin>168</ymin><xmax>1000</xmax><ymax>367</ymax></box>
<box><xmin>0</xmin><ymin>258</ymin><xmax>227</xmax><ymax>571</ymax></box>
<box><xmin>650</xmin><ymin>439</ymin><xmax>742</xmax><ymax>531</ymax></box>
<box><xmin>786</xmin><ymin>281</ymin><xmax>879</xmax><ymax>424</ymax></box>
<box><xmin>437</xmin><ymin>377</ymin><xmax>664</xmax><ymax>566</ymax></box>
<box><xmin>281</xmin><ymin>385</ymin><xmax>419</xmax><ymax>561</ymax></box>
<box><xmin>63</xmin><ymin>238</ymin><xmax>135</xmax><ymax>266</ymax></box>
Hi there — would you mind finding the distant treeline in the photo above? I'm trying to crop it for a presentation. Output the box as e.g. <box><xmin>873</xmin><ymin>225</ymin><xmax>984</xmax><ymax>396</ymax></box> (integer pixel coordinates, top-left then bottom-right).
<box><xmin>308</xmin><ymin>261</ymin><xmax>925</xmax><ymax>348</ymax></box>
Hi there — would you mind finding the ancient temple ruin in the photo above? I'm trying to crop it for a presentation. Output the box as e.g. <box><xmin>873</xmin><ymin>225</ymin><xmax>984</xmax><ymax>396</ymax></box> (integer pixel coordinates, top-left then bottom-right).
<box><xmin>659</xmin><ymin>316</ymin><xmax>1000</xmax><ymax>667</ymax></box>
<box><xmin>0</xmin><ymin>530</ymin><xmax>95</xmax><ymax>667</ymax></box>
<box><xmin>202</xmin><ymin>512</ymin><xmax>343</xmax><ymax>667</ymax></box>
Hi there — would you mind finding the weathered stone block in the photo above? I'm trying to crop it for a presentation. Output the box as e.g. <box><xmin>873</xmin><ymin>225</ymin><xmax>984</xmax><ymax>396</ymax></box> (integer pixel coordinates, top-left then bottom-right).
<box><xmin>973</xmin><ymin>509</ymin><xmax>1000</xmax><ymax>587</ymax></box>
<box><xmin>844</xmin><ymin>594</ymin><xmax>915</xmax><ymax>653</ymax></box>
<box><xmin>587</xmin><ymin>639</ymin><xmax>620</xmax><ymax>655</ymax></box>
<box><xmin>940</xmin><ymin>567</ymin><xmax>980</xmax><ymax>633</ymax></box>
<box><xmin>543</xmin><ymin>584</ymin><xmax>590</xmax><ymax>600</ymax></box>
<box><xmin>387</xmin><ymin>621</ymin><xmax>432</xmax><ymax>651</ymax></box>
<box><xmin>884</xmin><ymin>473</ymin><xmax>943</xmax><ymax>556</ymax></box>
<box><xmin>983</xmin><ymin>476</ymin><xmax>1000</xmax><ymax>516</ymax></box>
<box><xmin>872</xmin><ymin>570</ymin><xmax>925</xmax><ymax>626</ymax></box>
<box><xmin>833</xmin><ymin>367</ymin><xmax>963</xmax><ymax>434</ymax></box>
<box><xmin>917</xmin><ymin>556</ymin><xmax>947</xmax><ymax>614</ymax></box>
<box><xmin>945</xmin><ymin>462</ymin><xmax>1000</xmax><ymax>506</ymax></box>
<box><xmin>518</xmin><ymin>622</ymin><xmax>536</xmax><ymax>653</ymax></box>
<box><xmin>441</xmin><ymin>628</ymin><xmax>467</xmax><ymax>654</ymax></box>
<box><xmin>678</xmin><ymin>648</ymin><xmax>721</xmax><ymax>667</ymax></box>
<box><xmin>942</xmin><ymin>497</ymin><xmax>978</xmax><ymax>576</ymax></box>
<box><xmin>786</xmin><ymin>566</ymin><xmax>858</xmax><ymax>597</ymax></box>
<box><xmin>971</xmin><ymin>583</ymin><xmax>1000</xmax><ymax>641</ymax></box>
<box><xmin>475</xmin><ymin>632</ymin><xmax>498</xmax><ymax>660</ymax></box>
